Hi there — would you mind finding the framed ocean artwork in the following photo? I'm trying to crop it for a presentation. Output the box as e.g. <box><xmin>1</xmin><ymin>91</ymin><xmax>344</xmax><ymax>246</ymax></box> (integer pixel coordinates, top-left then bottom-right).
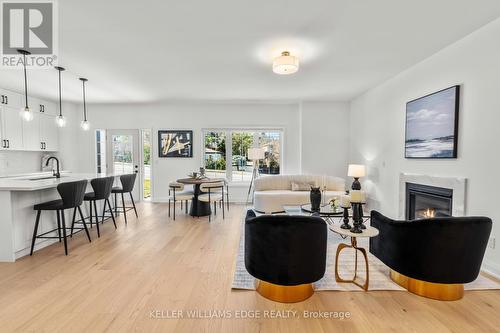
<box><xmin>405</xmin><ymin>86</ymin><xmax>460</xmax><ymax>158</ymax></box>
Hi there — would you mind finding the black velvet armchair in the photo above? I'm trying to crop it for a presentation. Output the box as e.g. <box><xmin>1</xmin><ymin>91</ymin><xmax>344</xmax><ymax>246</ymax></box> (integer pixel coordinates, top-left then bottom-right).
<box><xmin>244</xmin><ymin>210</ymin><xmax>327</xmax><ymax>302</ymax></box>
<box><xmin>370</xmin><ymin>210</ymin><xmax>492</xmax><ymax>300</ymax></box>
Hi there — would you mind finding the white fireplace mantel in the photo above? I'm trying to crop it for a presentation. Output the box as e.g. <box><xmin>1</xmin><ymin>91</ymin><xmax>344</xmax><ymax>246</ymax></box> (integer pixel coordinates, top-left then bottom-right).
<box><xmin>398</xmin><ymin>173</ymin><xmax>467</xmax><ymax>219</ymax></box>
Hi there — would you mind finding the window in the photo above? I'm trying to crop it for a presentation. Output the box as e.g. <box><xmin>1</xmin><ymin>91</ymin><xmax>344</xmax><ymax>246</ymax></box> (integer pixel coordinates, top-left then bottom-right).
<box><xmin>95</xmin><ymin>129</ymin><xmax>106</xmax><ymax>174</ymax></box>
<box><xmin>203</xmin><ymin>129</ymin><xmax>283</xmax><ymax>182</ymax></box>
<box><xmin>204</xmin><ymin>131</ymin><xmax>226</xmax><ymax>178</ymax></box>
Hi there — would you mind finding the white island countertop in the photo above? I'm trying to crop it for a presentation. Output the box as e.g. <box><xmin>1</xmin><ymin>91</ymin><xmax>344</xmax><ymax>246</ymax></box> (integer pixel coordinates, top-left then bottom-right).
<box><xmin>0</xmin><ymin>172</ymin><xmax>117</xmax><ymax>191</ymax></box>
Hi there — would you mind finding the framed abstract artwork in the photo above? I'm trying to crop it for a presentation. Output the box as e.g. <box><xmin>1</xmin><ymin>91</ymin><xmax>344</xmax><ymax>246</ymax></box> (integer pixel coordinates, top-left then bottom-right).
<box><xmin>158</xmin><ymin>130</ymin><xmax>193</xmax><ymax>158</ymax></box>
<box><xmin>405</xmin><ymin>85</ymin><xmax>460</xmax><ymax>159</ymax></box>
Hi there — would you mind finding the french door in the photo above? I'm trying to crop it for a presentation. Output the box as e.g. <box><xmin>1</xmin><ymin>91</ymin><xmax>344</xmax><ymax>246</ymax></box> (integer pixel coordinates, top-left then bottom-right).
<box><xmin>106</xmin><ymin>129</ymin><xmax>141</xmax><ymax>201</ymax></box>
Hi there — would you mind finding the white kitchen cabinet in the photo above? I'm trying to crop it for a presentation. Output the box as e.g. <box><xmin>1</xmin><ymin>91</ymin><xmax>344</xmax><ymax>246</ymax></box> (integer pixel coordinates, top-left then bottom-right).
<box><xmin>0</xmin><ymin>88</ymin><xmax>23</xmax><ymax>110</ymax></box>
<box><xmin>31</xmin><ymin>97</ymin><xmax>57</xmax><ymax>116</ymax></box>
<box><xmin>0</xmin><ymin>87</ymin><xmax>60</xmax><ymax>152</ymax></box>
<box><xmin>39</xmin><ymin>114</ymin><xmax>59</xmax><ymax>151</ymax></box>
<box><xmin>1</xmin><ymin>106</ymin><xmax>24</xmax><ymax>150</ymax></box>
<box><xmin>22</xmin><ymin>111</ymin><xmax>41</xmax><ymax>151</ymax></box>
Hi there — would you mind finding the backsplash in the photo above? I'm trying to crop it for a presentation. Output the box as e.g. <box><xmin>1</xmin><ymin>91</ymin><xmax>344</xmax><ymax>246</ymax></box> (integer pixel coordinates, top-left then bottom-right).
<box><xmin>0</xmin><ymin>151</ymin><xmax>59</xmax><ymax>177</ymax></box>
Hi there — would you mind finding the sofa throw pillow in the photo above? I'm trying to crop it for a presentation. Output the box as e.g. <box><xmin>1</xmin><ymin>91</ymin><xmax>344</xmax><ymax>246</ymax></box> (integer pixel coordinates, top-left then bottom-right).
<box><xmin>291</xmin><ymin>182</ymin><xmax>315</xmax><ymax>191</ymax></box>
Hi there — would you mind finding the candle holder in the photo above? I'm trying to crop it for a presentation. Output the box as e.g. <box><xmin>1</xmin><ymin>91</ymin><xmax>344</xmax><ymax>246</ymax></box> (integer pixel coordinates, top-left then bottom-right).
<box><xmin>358</xmin><ymin>203</ymin><xmax>366</xmax><ymax>229</ymax></box>
<box><xmin>340</xmin><ymin>205</ymin><xmax>351</xmax><ymax>229</ymax></box>
<box><xmin>350</xmin><ymin>202</ymin><xmax>363</xmax><ymax>234</ymax></box>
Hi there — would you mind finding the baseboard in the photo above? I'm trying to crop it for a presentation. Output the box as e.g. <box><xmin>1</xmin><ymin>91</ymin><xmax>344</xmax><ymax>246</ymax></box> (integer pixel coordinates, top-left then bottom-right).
<box><xmin>482</xmin><ymin>259</ymin><xmax>500</xmax><ymax>279</ymax></box>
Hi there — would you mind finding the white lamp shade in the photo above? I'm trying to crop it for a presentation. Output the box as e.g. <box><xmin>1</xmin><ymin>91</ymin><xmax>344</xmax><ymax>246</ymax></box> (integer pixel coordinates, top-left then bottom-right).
<box><xmin>248</xmin><ymin>147</ymin><xmax>265</xmax><ymax>160</ymax></box>
<box><xmin>348</xmin><ymin>164</ymin><xmax>366</xmax><ymax>178</ymax></box>
<box><xmin>273</xmin><ymin>51</ymin><xmax>299</xmax><ymax>75</ymax></box>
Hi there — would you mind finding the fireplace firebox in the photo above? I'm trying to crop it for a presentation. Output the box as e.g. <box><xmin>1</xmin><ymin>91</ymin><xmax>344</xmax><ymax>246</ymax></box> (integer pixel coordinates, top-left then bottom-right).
<box><xmin>406</xmin><ymin>183</ymin><xmax>453</xmax><ymax>220</ymax></box>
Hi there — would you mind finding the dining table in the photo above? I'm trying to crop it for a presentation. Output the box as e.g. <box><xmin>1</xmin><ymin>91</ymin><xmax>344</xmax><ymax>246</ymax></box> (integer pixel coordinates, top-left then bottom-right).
<box><xmin>176</xmin><ymin>177</ymin><xmax>225</xmax><ymax>217</ymax></box>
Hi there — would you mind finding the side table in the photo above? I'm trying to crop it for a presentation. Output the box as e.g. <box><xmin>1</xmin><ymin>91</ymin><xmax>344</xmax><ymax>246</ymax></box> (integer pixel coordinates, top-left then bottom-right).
<box><xmin>330</xmin><ymin>224</ymin><xmax>379</xmax><ymax>291</ymax></box>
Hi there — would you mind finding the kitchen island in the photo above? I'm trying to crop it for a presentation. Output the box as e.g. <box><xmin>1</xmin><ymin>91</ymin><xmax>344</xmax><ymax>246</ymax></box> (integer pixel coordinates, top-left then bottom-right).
<box><xmin>0</xmin><ymin>172</ymin><xmax>118</xmax><ymax>261</ymax></box>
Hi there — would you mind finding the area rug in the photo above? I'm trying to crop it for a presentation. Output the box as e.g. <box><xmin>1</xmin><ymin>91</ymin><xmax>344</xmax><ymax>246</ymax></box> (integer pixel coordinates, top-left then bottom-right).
<box><xmin>232</xmin><ymin>216</ymin><xmax>500</xmax><ymax>291</ymax></box>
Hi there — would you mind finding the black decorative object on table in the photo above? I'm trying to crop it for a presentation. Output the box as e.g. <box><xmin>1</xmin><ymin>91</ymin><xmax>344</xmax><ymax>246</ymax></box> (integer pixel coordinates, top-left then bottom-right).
<box><xmin>310</xmin><ymin>187</ymin><xmax>321</xmax><ymax>212</ymax></box>
<box><xmin>340</xmin><ymin>206</ymin><xmax>351</xmax><ymax>229</ymax></box>
<box><xmin>359</xmin><ymin>203</ymin><xmax>366</xmax><ymax>229</ymax></box>
<box><xmin>350</xmin><ymin>203</ymin><xmax>363</xmax><ymax>234</ymax></box>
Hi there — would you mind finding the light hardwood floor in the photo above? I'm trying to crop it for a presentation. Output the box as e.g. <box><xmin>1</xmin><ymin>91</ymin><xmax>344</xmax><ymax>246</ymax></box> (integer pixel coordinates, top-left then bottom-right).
<box><xmin>0</xmin><ymin>203</ymin><xmax>499</xmax><ymax>332</ymax></box>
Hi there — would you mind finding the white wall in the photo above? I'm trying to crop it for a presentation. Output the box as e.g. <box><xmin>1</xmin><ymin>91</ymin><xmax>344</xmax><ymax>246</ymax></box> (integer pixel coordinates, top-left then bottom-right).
<box><xmin>350</xmin><ymin>18</ymin><xmax>500</xmax><ymax>276</ymax></box>
<box><xmin>300</xmin><ymin>102</ymin><xmax>350</xmax><ymax>177</ymax></box>
<box><xmin>68</xmin><ymin>102</ymin><xmax>304</xmax><ymax>202</ymax></box>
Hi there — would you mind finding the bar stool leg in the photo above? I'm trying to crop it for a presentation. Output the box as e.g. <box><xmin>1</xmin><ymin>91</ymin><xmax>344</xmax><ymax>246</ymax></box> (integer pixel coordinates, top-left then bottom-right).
<box><xmin>56</xmin><ymin>210</ymin><xmax>62</xmax><ymax>242</ymax></box>
<box><xmin>89</xmin><ymin>200</ymin><xmax>93</xmax><ymax>229</ymax></box>
<box><xmin>121</xmin><ymin>193</ymin><xmax>128</xmax><ymax>224</ymax></box>
<box><xmin>168</xmin><ymin>199</ymin><xmax>171</xmax><ymax>217</ymax></box>
<box><xmin>106</xmin><ymin>199</ymin><xmax>117</xmax><ymax>229</ymax></box>
<box><xmin>78</xmin><ymin>206</ymin><xmax>92</xmax><ymax>242</ymax></box>
<box><xmin>130</xmin><ymin>192</ymin><xmax>138</xmax><ymax>218</ymax></box>
<box><xmin>94</xmin><ymin>200</ymin><xmax>100</xmax><ymax>237</ymax></box>
<box><xmin>70</xmin><ymin>207</ymin><xmax>77</xmax><ymax>237</ymax></box>
<box><xmin>114</xmin><ymin>193</ymin><xmax>118</xmax><ymax>216</ymax></box>
<box><xmin>30</xmin><ymin>210</ymin><xmax>41</xmax><ymax>256</ymax></box>
<box><xmin>61</xmin><ymin>210</ymin><xmax>68</xmax><ymax>255</ymax></box>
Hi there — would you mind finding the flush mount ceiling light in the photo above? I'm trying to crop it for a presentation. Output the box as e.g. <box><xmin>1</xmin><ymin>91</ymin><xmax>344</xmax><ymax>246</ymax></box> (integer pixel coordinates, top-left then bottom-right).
<box><xmin>79</xmin><ymin>77</ymin><xmax>90</xmax><ymax>131</ymax></box>
<box><xmin>55</xmin><ymin>66</ymin><xmax>66</xmax><ymax>127</ymax></box>
<box><xmin>272</xmin><ymin>51</ymin><xmax>299</xmax><ymax>75</ymax></box>
<box><xmin>17</xmin><ymin>49</ymin><xmax>33</xmax><ymax>121</ymax></box>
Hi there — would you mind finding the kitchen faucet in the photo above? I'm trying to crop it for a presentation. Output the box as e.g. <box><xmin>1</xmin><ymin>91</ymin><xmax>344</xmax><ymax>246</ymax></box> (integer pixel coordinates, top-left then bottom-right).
<box><xmin>46</xmin><ymin>157</ymin><xmax>61</xmax><ymax>178</ymax></box>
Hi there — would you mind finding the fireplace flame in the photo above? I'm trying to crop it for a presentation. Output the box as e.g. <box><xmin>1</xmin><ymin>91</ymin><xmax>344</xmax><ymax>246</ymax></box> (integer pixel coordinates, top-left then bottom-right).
<box><xmin>423</xmin><ymin>208</ymin><xmax>435</xmax><ymax>218</ymax></box>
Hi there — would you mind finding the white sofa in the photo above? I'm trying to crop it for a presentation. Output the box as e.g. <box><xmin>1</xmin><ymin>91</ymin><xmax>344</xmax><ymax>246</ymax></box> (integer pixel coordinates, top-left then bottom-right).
<box><xmin>253</xmin><ymin>175</ymin><xmax>346</xmax><ymax>213</ymax></box>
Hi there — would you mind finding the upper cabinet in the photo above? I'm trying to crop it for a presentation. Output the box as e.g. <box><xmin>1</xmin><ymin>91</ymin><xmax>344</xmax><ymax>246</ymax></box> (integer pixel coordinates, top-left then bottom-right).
<box><xmin>30</xmin><ymin>97</ymin><xmax>57</xmax><ymax>116</ymax></box>
<box><xmin>0</xmin><ymin>88</ymin><xmax>23</xmax><ymax>110</ymax></box>
<box><xmin>0</xmin><ymin>88</ymin><xmax>60</xmax><ymax>152</ymax></box>
<box><xmin>39</xmin><ymin>114</ymin><xmax>59</xmax><ymax>151</ymax></box>
<box><xmin>1</xmin><ymin>106</ymin><xmax>25</xmax><ymax>150</ymax></box>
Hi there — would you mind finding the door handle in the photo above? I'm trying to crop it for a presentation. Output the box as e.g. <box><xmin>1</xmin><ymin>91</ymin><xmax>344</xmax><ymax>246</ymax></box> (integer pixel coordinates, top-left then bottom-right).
<box><xmin>1</xmin><ymin>95</ymin><xmax>4</xmax><ymax>104</ymax></box>
<box><xmin>2</xmin><ymin>140</ymin><xmax>5</xmax><ymax>148</ymax></box>
<box><xmin>6</xmin><ymin>140</ymin><xmax>9</xmax><ymax>148</ymax></box>
<box><xmin>4</xmin><ymin>96</ymin><xmax>7</xmax><ymax>105</ymax></box>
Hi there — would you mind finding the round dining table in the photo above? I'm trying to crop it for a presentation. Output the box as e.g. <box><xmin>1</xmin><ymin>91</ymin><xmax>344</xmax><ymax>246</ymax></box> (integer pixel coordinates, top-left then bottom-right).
<box><xmin>176</xmin><ymin>177</ymin><xmax>225</xmax><ymax>217</ymax></box>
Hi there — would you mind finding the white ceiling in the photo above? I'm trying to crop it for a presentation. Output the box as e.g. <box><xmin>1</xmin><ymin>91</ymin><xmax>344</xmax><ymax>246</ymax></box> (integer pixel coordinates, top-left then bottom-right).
<box><xmin>1</xmin><ymin>0</ymin><xmax>500</xmax><ymax>104</ymax></box>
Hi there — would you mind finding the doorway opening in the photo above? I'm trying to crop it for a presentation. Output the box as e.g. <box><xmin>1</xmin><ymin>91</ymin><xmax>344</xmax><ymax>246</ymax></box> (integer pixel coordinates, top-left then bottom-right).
<box><xmin>142</xmin><ymin>129</ymin><xmax>152</xmax><ymax>200</ymax></box>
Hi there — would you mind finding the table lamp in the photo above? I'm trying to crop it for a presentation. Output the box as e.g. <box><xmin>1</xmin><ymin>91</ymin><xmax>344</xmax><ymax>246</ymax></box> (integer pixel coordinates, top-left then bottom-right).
<box><xmin>347</xmin><ymin>164</ymin><xmax>366</xmax><ymax>190</ymax></box>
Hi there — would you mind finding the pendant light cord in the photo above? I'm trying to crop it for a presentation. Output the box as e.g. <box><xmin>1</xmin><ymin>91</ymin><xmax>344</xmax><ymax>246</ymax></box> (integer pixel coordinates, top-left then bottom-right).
<box><xmin>58</xmin><ymin>69</ymin><xmax>62</xmax><ymax>117</ymax></box>
<box><xmin>82</xmin><ymin>80</ymin><xmax>87</xmax><ymax>121</ymax></box>
<box><xmin>22</xmin><ymin>53</ymin><xmax>28</xmax><ymax>108</ymax></box>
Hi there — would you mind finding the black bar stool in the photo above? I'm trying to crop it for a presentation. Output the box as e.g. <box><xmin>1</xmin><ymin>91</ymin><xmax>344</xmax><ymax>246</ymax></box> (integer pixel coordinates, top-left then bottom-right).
<box><xmin>30</xmin><ymin>180</ymin><xmax>90</xmax><ymax>256</ymax></box>
<box><xmin>112</xmin><ymin>174</ymin><xmax>138</xmax><ymax>224</ymax></box>
<box><xmin>76</xmin><ymin>176</ymin><xmax>116</xmax><ymax>238</ymax></box>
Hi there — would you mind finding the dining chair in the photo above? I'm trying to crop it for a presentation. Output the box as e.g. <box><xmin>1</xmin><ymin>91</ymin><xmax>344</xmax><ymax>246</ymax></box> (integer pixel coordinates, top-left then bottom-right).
<box><xmin>199</xmin><ymin>181</ymin><xmax>225</xmax><ymax>222</ymax></box>
<box><xmin>168</xmin><ymin>182</ymin><xmax>194</xmax><ymax>220</ymax></box>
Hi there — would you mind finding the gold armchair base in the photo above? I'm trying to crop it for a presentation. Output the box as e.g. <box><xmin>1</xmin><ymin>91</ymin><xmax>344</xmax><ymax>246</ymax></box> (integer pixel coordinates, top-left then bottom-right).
<box><xmin>255</xmin><ymin>280</ymin><xmax>314</xmax><ymax>303</ymax></box>
<box><xmin>390</xmin><ymin>270</ymin><xmax>464</xmax><ymax>301</ymax></box>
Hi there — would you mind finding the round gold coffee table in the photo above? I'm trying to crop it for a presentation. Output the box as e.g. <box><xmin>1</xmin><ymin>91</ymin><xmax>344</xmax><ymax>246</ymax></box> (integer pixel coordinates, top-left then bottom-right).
<box><xmin>330</xmin><ymin>224</ymin><xmax>379</xmax><ymax>291</ymax></box>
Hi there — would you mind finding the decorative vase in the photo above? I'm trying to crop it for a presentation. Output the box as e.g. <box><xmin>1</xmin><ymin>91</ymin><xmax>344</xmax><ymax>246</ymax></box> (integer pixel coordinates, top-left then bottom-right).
<box><xmin>310</xmin><ymin>187</ymin><xmax>321</xmax><ymax>212</ymax></box>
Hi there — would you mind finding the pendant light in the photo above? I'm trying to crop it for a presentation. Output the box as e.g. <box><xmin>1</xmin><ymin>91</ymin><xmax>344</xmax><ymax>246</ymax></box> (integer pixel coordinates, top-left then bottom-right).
<box><xmin>79</xmin><ymin>77</ymin><xmax>90</xmax><ymax>131</ymax></box>
<box><xmin>17</xmin><ymin>49</ymin><xmax>33</xmax><ymax>121</ymax></box>
<box><xmin>55</xmin><ymin>66</ymin><xmax>66</xmax><ymax>127</ymax></box>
